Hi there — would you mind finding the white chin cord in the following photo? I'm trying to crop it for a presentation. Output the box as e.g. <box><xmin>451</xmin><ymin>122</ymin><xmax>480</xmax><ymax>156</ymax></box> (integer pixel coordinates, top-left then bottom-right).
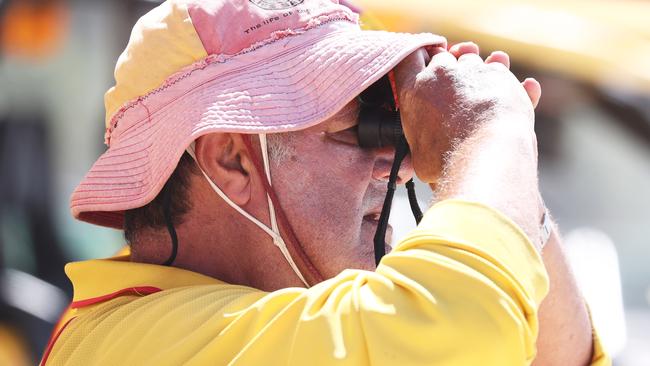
<box><xmin>187</xmin><ymin>135</ymin><xmax>309</xmax><ymax>287</ymax></box>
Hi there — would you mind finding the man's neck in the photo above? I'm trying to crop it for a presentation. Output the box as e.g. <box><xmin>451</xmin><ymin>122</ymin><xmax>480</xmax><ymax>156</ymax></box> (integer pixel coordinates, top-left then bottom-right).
<box><xmin>129</xmin><ymin>218</ymin><xmax>304</xmax><ymax>291</ymax></box>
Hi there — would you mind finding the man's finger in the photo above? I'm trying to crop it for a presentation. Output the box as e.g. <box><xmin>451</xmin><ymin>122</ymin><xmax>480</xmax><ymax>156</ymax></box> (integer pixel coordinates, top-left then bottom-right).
<box><xmin>522</xmin><ymin>77</ymin><xmax>542</xmax><ymax>108</ymax></box>
<box><xmin>397</xmin><ymin>47</ymin><xmax>427</xmax><ymax>72</ymax></box>
<box><xmin>448</xmin><ymin>42</ymin><xmax>479</xmax><ymax>59</ymax></box>
<box><xmin>393</xmin><ymin>48</ymin><xmax>428</xmax><ymax>89</ymax></box>
<box><xmin>424</xmin><ymin>46</ymin><xmax>447</xmax><ymax>64</ymax></box>
<box><xmin>458</xmin><ymin>52</ymin><xmax>483</xmax><ymax>65</ymax></box>
<box><xmin>485</xmin><ymin>51</ymin><xmax>510</xmax><ymax>69</ymax></box>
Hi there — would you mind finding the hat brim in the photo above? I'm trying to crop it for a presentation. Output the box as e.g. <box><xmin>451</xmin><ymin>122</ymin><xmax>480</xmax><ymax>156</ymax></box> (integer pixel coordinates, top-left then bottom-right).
<box><xmin>71</xmin><ymin>24</ymin><xmax>446</xmax><ymax>229</ymax></box>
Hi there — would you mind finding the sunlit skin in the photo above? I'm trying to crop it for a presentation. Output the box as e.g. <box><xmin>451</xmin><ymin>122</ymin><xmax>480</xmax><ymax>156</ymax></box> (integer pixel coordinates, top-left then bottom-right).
<box><xmin>262</xmin><ymin>102</ymin><xmax>411</xmax><ymax>279</ymax></box>
<box><xmin>131</xmin><ymin>42</ymin><xmax>592</xmax><ymax>365</ymax></box>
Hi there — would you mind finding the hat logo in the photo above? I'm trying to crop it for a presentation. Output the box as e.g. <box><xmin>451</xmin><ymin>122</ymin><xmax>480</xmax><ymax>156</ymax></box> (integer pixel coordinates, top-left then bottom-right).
<box><xmin>249</xmin><ymin>0</ymin><xmax>305</xmax><ymax>10</ymax></box>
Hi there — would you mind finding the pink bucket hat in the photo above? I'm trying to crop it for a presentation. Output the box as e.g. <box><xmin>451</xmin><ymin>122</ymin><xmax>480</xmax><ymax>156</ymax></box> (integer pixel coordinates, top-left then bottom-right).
<box><xmin>70</xmin><ymin>0</ymin><xmax>446</xmax><ymax>229</ymax></box>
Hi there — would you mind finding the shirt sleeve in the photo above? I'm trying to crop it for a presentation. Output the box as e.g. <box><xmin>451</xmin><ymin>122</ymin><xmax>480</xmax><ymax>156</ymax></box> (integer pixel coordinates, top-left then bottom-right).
<box><xmin>47</xmin><ymin>200</ymin><xmax>552</xmax><ymax>366</ymax></box>
<box><xmin>280</xmin><ymin>199</ymin><xmax>550</xmax><ymax>365</ymax></box>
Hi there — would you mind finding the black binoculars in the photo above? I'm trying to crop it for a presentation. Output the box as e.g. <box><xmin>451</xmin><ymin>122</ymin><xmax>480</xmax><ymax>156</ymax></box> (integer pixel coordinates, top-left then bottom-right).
<box><xmin>356</xmin><ymin>75</ymin><xmax>423</xmax><ymax>265</ymax></box>
<box><xmin>357</xmin><ymin>75</ymin><xmax>404</xmax><ymax>149</ymax></box>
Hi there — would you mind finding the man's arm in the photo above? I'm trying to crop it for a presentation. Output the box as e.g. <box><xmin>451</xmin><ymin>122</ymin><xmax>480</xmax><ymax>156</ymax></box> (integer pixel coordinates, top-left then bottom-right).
<box><xmin>395</xmin><ymin>45</ymin><xmax>598</xmax><ymax>364</ymax></box>
<box><xmin>534</xmin><ymin>226</ymin><xmax>596</xmax><ymax>366</ymax></box>
<box><xmin>414</xmin><ymin>46</ymin><xmax>598</xmax><ymax>365</ymax></box>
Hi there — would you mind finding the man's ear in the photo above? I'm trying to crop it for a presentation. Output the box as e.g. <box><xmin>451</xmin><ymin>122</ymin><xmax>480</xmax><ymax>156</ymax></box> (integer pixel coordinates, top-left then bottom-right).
<box><xmin>194</xmin><ymin>133</ymin><xmax>254</xmax><ymax>206</ymax></box>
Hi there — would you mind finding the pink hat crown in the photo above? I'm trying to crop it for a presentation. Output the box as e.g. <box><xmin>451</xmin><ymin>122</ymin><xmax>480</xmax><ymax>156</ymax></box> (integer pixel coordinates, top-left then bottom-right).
<box><xmin>188</xmin><ymin>0</ymin><xmax>358</xmax><ymax>55</ymax></box>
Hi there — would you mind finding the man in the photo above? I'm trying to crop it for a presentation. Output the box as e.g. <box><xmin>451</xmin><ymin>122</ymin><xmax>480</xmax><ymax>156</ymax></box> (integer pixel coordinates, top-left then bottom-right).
<box><xmin>42</xmin><ymin>0</ymin><xmax>609</xmax><ymax>365</ymax></box>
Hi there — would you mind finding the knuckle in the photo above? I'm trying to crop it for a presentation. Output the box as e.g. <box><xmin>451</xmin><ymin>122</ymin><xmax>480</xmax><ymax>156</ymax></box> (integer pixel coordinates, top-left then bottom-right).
<box><xmin>487</xmin><ymin>61</ymin><xmax>509</xmax><ymax>72</ymax></box>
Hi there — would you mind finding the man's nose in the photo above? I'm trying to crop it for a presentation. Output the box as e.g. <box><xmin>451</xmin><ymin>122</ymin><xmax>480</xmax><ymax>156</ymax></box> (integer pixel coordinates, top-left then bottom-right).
<box><xmin>371</xmin><ymin>146</ymin><xmax>414</xmax><ymax>184</ymax></box>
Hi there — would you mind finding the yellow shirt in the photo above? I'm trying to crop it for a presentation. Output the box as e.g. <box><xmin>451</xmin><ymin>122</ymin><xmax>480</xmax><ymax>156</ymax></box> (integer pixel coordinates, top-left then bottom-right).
<box><xmin>42</xmin><ymin>200</ymin><xmax>609</xmax><ymax>365</ymax></box>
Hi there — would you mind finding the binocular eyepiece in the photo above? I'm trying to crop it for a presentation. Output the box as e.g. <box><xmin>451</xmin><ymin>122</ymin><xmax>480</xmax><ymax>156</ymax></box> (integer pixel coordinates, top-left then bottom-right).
<box><xmin>356</xmin><ymin>76</ymin><xmax>404</xmax><ymax>149</ymax></box>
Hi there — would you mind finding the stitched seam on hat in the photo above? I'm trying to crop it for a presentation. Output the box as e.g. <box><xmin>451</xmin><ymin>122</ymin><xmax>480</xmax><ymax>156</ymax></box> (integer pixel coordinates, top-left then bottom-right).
<box><xmin>105</xmin><ymin>14</ymin><xmax>359</xmax><ymax>146</ymax></box>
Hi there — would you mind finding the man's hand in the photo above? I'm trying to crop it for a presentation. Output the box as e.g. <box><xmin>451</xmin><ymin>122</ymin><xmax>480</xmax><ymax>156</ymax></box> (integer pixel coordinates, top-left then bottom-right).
<box><xmin>394</xmin><ymin>43</ymin><xmax>541</xmax><ymax>184</ymax></box>
<box><xmin>394</xmin><ymin>41</ymin><xmax>545</xmax><ymax>245</ymax></box>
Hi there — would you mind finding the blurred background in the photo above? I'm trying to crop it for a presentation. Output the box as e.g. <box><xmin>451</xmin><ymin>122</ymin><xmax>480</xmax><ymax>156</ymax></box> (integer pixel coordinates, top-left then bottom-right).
<box><xmin>0</xmin><ymin>0</ymin><xmax>647</xmax><ymax>364</ymax></box>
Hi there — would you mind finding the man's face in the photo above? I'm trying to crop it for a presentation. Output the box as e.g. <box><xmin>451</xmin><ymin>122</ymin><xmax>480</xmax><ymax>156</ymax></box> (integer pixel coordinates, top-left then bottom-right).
<box><xmin>268</xmin><ymin>99</ymin><xmax>413</xmax><ymax>278</ymax></box>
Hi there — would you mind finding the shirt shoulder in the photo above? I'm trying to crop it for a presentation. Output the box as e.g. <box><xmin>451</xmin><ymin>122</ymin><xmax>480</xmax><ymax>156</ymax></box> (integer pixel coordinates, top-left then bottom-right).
<box><xmin>44</xmin><ymin>282</ymin><xmax>284</xmax><ymax>365</ymax></box>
